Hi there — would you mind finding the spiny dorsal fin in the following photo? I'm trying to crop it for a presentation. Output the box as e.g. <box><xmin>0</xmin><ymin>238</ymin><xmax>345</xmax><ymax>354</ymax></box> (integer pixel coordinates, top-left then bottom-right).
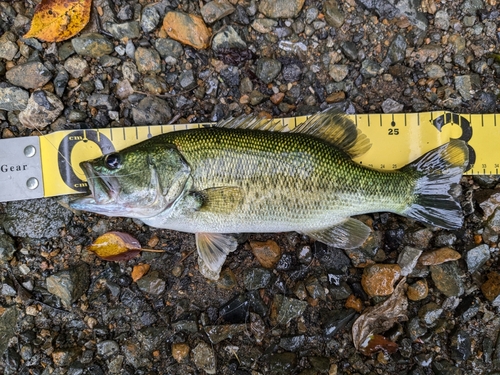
<box><xmin>218</xmin><ymin>115</ymin><xmax>287</xmax><ymax>132</ymax></box>
<box><xmin>292</xmin><ymin>107</ymin><xmax>371</xmax><ymax>158</ymax></box>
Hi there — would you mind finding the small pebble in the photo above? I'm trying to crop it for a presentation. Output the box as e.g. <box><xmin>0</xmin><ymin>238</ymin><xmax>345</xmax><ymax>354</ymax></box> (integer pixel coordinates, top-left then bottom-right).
<box><xmin>250</xmin><ymin>240</ymin><xmax>282</xmax><ymax>268</ymax></box>
<box><xmin>419</xmin><ymin>247</ymin><xmax>461</xmax><ymax>266</ymax></box>
<box><xmin>361</xmin><ymin>264</ymin><xmax>401</xmax><ymax>297</ymax></box>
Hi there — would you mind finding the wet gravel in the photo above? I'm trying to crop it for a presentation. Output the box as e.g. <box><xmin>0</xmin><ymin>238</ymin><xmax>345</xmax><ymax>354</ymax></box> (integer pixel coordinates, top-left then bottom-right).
<box><xmin>1</xmin><ymin>0</ymin><xmax>500</xmax><ymax>374</ymax></box>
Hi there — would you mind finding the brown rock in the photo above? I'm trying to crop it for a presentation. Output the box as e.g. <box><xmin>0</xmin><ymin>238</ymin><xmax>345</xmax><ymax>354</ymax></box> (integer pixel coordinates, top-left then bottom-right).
<box><xmin>361</xmin><ymin>264</ymin><xmax>401</xmax><ymax>297</ymax></box>
<box><xmin>201</xmin><ymin>0</ymin><xmax>235</xmax><ymax>24</ymax></box>
<box><xmin>419</xmin><ymin>247</ymin><xmax>461</xmax><ymax>266</ymax></box>
<box><xmin>19</xmin><ymin>90</ymin><xmax>64</xmax><ymax>130</ymax></box>
<box><xmin>481</xmin><ymin>272</ymin><xmax>500</xmax><ymax>306</ymax></box>
<box><xmin>250</xmin><ymin>240</ymin><xmax>282</xmax><ymax>268</ymax></box>
<box><xmin>172</xmin><ymin>342</ymin><xmax>190</xmax><ymax>363</ymax></box>
<box><xmin>162</xmin><ymin>11</ymin><xmax>211</xmax><ymax>50</ymax></box>
<box><xmin>270</xmin><ymin>92</ymin><xmax>285</xmax><ymax>105</ymax></box>
<box><xmin>326</xmin><ymin>91</ymin><xmax>346</xmax><ymax>103</ymax></box>
<box><xmin>407</xmin><ymin>279</ymin><xmax>428</xmax><ymax>301</ymax></box>
<box><xmin>345</xmin><ymin>294</ymin><xmax>363</xmax><ymax>312</ymax></box>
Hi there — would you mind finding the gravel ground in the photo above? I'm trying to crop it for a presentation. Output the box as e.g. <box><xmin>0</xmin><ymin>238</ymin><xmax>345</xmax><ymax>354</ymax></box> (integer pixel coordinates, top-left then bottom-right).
<box><xmin>1</xmin><ymin>0</ymin><xmax>500</xmax><ymax>374</ymax></box>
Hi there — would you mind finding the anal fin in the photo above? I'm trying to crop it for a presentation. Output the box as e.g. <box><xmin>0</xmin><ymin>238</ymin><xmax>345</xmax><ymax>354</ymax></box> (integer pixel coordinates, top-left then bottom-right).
<box><xmin>195</xmin><ymin>233</ymin><xmax>238</xmax><ymax>280</ymax></box>
<box><xmin>304</xmin><ymin>218</ymin><xmax>371</xmax><ymax>249</ymax></box>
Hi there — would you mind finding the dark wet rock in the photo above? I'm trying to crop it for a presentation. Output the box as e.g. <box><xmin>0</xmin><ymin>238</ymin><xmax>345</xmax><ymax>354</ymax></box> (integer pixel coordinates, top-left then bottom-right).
<box><xmin>155</xmin><ymin>38</ymin><xmax>184</xmax><ymax>61</ymax></box>
<box><xmin>296</xmin><ymin>246</ymin><xmax>312</xmax><ymax>264</ymax></box>
<box><xmin>0</xmin><ymin>306</ymin><xmax>18</xmax><ymax>356</ymax></box>
<box><xmin>0</xmin><ymin>234</ymin><xmax>16</xmax><ymax>264</ymax></box>
<box><xmin>407</xmin><ymin>317</ymin><xmax>427</xmax><ymax>341</ymax></box>
<box><xmin>271</xmin><ymin>295</ymin><xmax>307</xmax><ymax>325</ymax></box>
<box><xmin>256</xmin><ymin>58</ymin><xmax>282</xmax><ymax>84</ymax></box>
<box><xmin>243</xmin><ymin>267</ymin><xmax>272</xmax><ymax>290</ymax></box>
<box><xmin>432</xmin><ymin>359</ymin><xmax>463</xmax><ymax>375</ymax></box>
<box><xmin>201</xmin><ymin>0</ymin><xmax>235</xmax><ymax>24</ymax></box>
<box><xmin>204</xmin><ymin>324</ymin><xmax>247</xmax><ymax>344</ymax></box>
<box><xmin>88</xmin><ymin>94</ymin><xmax>118</xmax><ymax>111</ymax></box>
<box><xmin>418</xmin><ymin>302</ymin><xmax>443</xmax><ymax>327</ymax></box>
<box><xmin>360</xmin><ymin>59</ymin><xmax>383</xmax><ymax>78</ymax></box>
<box><xmin>136</xmin><ymin>271</ymin><xmax>166</xmax><ymax>295</ymax></box>
<box><xmin>212</xmin><ymin>26</ymin><xmax>247</xmax><ymax>52</ymax></box>
<box><xmin>383</xmin><ymin>34</ymin><xmax>407</xmax><ymax>66</ymax></box>
<box><xmin>106</xmin><ymin>21</ymin><xmax>141</xmax><ymax>40</ymax></box>
<box><xmin>179</xmin><ymin>70</ymin><xmax>196</xmax><ymax>89</ymax></box>
<box><xmin>132</xmin><ymin>96</ymin><xmax>172</xmax><ymax>125</ymax></box>
<box><xmin>305</xmin><ymin>277</ymin><xmax>326</xmax><ymax>300</ymax></box>
<box><xmin>282</xmin><ymin>64</ymin><xmax>302</xmax><ymax>82</ymax></box>
<box><xmin>19</xmin><ymin>90</ymin><xmax>64</xmax><ymax>129</ymax></box>
<box><xmin>357</xmin><ymin>0</ymin><xmax>427</xmax><ymax>31</ymax></box>
<box><xmin>259</xmin><ymin>0</ymin><xmax>304</xmax><ymax>19</ymax></box>
<box><xmin>430</xmin><ymin>262</ymin><xmax>464</xmax><ymax>297</ymax></box>
<box><xmin>381</xmin><ymin>98</ymin><xmax>404</xmax><ymax>113</ymax></box>
<box><xmin>315</xmin><ymin>242</ymin><xmax>351</xmax><ymax>270</ymax></box>
<box><xmin>321</xmin><ymin>308</ymin><xmax>356</xmax><ymax>337</ymax></box>
<box><xmin>220</xmin><ymin>294</ymin><xmax>249</xmax><ymax>323</ymax></box>
<box><xmin>465</xmin><ymin>244</ymin><xmax>490</xmax><ymax>273</ymax></box>
<box><xmin>0</xmin><ymin>86</ymin><xmax>29</xmax><ymax>111</ymax></box>
<box><xmin>135</xmin><ymin>47</ymin><xmax>162</xmax><ymax>74</ymax></box>
<box><xmin>192</xmin><ymin>341</ymin><xmax>216</xmax><ymax>374</ymax></box>
<box><xmin>172</xmin><ymin>319</ymin><xmax>198</xmax><ymax>333</ymax></box>
<box><xmin>455</xmin><ymin>75</ymin><xmax>473</xmax><ymax>101</ymax></box>
<box><xmin>279</xmin><ymin>335</ymin><xmax>305</xmax><ymax>352</ymax></box>
<box><xmin>2</xmin><ymin>197</ymin><xmax>73</xmax><ymax>238</ymax></box>
<box><xmin>6</xmin><ymin>61</ymin><xmax>52</xmax><ymax>89</ymax></box>
<box><xmin>266</xmin><ymin>352</ymin><xmax>297</xmax><ymax>374</ymax></box>
<box><xmin>46</xmin><ymin>263</ymin><xmax>90</xmax><ymax>308</ymax></box>
<box><xmin>450</xmin><ymin>330</ymin><xmax>472</xmax><ymax>361</ymax></box>
<box><xmin>397</xmin><ymin>246</ymin><xmax>422</xmax><ymax>276</ymax></box>
<box><xmin>72</xmin><ymin>33</ymin><xmax>114</xmax><ymax>57</ymax></box>
<box><xmin>54</xmin><ymin>69</ymin><xmax>69</xmax><ymax>97</ymax></box>
<box><xmin>329</xmin><ymin>280</ymin><xmax>352</xmax><ymax>300</ymax></box>
<box><xmin>455</xmin><ymin>295</ymin><xmax>479</xmax><ymax>322</ymax></box>
<box><xmin>97</xmin><ymin>340</ymin><xmax>119</xmax><ymax>358</ymax></box>
<box><xmin>141</xmin><ymin>6</ymin><xmax>161</xmax><ymax>33</ymax></box>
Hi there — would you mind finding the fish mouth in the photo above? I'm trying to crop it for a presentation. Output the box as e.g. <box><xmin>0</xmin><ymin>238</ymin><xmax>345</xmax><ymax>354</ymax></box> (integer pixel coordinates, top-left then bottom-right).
<box><xmin>80</xmin><ymin>162</ymin><xmax>120</xmax><ymax>205</ymax></box>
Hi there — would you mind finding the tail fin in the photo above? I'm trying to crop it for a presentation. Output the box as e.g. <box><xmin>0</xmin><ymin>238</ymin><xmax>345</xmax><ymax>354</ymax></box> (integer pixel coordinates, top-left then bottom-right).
<box><xmin>402</xmin><ymin>139</ymin><xmax>469</xmax><ymax>230</ymax></box>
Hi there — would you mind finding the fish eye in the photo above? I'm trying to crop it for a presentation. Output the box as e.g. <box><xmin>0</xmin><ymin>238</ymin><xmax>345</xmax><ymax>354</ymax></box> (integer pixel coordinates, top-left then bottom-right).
<box><xmin>104</xmin><ymin>153</ymin><xmax>122</xmax><ymax>170</ymax></box>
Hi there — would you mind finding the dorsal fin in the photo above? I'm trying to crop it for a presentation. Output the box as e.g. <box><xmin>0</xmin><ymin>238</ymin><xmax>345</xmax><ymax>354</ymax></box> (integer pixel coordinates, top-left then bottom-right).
<box><xmin>292</xmin><ymin>107</ymin><xmax>371</xmax><ymax>158</ymax></box>
<box><xmin>218</xmin><ymin>115</ymin><xmax>287</xmax><ymax>132</ymax></box>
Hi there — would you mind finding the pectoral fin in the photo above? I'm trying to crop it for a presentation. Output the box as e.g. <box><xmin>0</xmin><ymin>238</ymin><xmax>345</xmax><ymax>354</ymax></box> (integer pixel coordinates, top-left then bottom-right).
<box><xmin>199</xmin><ymin>187</ymin><xmax>244</xmax><ymax>214</ymax></box>
<box><xmin>304</xmin><ymin>218</ymin><xmax>371</xmax><ymax>249</ymax></box>
<box><xmin>195</xmin><ymin>233</ymin><xmax>238</xmax><ymax>280</ymax></box>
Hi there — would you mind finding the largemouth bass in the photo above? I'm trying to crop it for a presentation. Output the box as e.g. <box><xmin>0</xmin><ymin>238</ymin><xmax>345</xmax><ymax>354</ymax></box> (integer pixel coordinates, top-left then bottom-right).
<box><xmin>71</xmin><ymin>109</ymin><xmax>469</xmax><ymax>279</ymax></box>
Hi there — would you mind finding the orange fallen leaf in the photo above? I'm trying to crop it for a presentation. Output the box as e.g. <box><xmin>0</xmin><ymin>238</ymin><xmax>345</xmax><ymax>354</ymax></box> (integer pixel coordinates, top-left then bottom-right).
<box><xmin>24</xmin><ymin>0</ymin><xmax>92</xmax><ymax>42</ymax></box>
<box><xmin>87</xmin><ymin>231</ymin><xmax>165</xmax><ymax>261</ymax></box>
<box><xmin>131</xmin><ymin>263</ymin><xmax>150</xmax><ymax>282</ymax></box>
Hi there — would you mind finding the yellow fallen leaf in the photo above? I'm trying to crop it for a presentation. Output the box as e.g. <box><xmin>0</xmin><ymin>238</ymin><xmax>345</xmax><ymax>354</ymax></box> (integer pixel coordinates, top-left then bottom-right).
<box><xmin>132</xmin><ymin>263</ymin><xmax>150</xmax><ymax>282</ymax></box>
<box><xmin>87</xmin><ymin>231</ymin><xmax>166</xmax><ymax>261</ymax></box>
<box><xmin>24</xmin><ymin>0</ymin><xmax>92</xmax><ymax>42</ymax></box>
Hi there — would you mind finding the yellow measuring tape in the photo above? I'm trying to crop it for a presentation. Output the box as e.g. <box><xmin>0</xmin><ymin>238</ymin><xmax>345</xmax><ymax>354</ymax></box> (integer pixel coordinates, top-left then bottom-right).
<box><xmin>38</xmin><ymin>111</ymin><xmax>499</xmax><ymax>198</ymax></box>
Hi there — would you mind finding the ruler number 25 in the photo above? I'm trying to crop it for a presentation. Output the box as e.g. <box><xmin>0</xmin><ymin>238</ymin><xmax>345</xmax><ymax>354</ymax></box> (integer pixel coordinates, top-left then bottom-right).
<box><xmin>388</xmin><ymin>128</ymin><xmax>399</xmax><ymax>135</ymax></box>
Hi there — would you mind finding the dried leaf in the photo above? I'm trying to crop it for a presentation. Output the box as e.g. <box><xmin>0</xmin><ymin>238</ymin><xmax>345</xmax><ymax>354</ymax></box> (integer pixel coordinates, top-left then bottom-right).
<box><xmin>87</xmin><ymin>231</ymin><xmax>141</xmax><ymax>261</ymax></box>
<box><xmin>87</xmin><ymin>231</ymin><xmax>166</xmax><ymax>261</ymax></box>
<box><xmin>352</xmin><ymin>278</ymin><xmax>408</xmax><ymax>354</ymax></box>
<box><xmin>132</xmin><ymin>263</ymin><xmax>150</xmax><ymax>282</ymax></box>
<box><xmin>359</xmin><ymin>334</ymin><xmax>399</xmax><ymax>356</ymax></box>
<box><xmin>24</xmin><ymin>0</ymin><xmax>92</xmax><ymax>42</ymax></box>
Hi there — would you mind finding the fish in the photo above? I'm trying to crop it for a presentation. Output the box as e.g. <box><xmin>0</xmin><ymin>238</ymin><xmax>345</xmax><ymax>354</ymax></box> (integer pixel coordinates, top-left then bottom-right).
<box><xmin>70</xmin><ymin>108</ymin><xmax>469</xmax><ymax>280</ymax></box>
